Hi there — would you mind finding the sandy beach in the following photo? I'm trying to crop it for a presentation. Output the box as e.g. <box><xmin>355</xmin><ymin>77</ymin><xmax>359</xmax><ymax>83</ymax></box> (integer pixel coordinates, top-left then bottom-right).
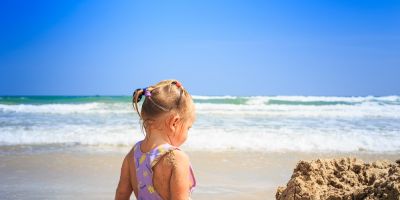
<box><xmin>0</xmin><ymin>146</ymin><xmax>398</xmax><ymax>200</ymax></box>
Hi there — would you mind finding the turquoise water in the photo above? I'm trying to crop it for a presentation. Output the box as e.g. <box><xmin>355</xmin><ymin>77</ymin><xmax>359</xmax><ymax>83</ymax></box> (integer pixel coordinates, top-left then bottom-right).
<box><xmin>1</xmin><ymin>95</ymin><xmax>400</xmax><ymax>153</ymax></box>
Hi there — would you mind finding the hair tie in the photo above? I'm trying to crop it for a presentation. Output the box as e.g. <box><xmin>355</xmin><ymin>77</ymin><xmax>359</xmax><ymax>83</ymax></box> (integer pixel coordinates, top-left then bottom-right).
<box><xmin>174</xmin><ymin>81</ymin><xmax>182</xmax><ymax>88</ymax></box>
<box><xmin>143</xmin><ymin>88</ymin><xmax>152</xmax><ymax>97</ymax></box>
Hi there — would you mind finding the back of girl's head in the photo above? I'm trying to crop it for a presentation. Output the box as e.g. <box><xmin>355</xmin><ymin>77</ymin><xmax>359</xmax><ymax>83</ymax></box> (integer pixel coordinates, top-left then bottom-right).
<box><xmin>132</xmin><ymin>80</ymin><xmax>194</xmax><ymax>128</ymax></box>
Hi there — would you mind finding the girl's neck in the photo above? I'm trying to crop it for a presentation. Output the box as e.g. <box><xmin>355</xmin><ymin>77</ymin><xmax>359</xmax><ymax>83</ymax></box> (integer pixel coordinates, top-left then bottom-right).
<box><xmin>141</xmin><ymin>129</ymin><xmax>173</xmax><ymax>152</ymax></box>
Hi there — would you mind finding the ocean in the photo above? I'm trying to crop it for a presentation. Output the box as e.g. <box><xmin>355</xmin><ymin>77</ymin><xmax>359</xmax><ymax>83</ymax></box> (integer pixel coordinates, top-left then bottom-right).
<box><xmin>0</xmin><ymin>95</ymin><xmax>399</xmax><ymax>153</ymax></box>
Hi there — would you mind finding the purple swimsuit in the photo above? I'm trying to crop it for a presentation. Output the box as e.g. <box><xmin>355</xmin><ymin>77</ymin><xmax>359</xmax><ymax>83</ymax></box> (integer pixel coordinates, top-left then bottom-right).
<box><xmin>133</xmin><ymin>140</ymin><xmax>196</xmax><ymax>200</ymax></box>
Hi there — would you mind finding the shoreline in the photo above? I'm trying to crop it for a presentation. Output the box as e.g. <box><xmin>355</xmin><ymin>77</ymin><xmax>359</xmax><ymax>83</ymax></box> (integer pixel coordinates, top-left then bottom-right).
<box><xmin>1</xmin><ymin>146</ymin><xmax>399</xmax><ymax>200</ymax></box>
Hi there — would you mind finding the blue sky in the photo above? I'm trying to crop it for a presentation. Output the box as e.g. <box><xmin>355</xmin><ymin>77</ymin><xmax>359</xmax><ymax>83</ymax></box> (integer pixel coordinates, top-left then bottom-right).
<box><xmin>0</xmin><ymin>0</ymin><xmax>399</xmax><ymax>96</ymax></box>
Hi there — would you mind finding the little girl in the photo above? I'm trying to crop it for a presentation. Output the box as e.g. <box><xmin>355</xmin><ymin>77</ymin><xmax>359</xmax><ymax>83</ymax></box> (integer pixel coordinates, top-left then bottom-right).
<box><xmin>115</xmin><ymin>80</ymin><xmax>196</xmax><ymax>200</ymax></box>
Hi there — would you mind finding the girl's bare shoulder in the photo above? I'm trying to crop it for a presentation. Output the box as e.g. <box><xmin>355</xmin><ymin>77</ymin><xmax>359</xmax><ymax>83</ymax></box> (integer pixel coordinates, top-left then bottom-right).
<box><xmin>159</xmin><ymin>149</ymin><xmax>190</xmax><ymax>168</ymax></box>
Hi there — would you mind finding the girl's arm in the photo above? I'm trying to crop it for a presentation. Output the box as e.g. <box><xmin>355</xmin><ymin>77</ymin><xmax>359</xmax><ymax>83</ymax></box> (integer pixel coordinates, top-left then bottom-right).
<box><xmin>169</xmin><ymin>150</ymin><xmax>191</xmax><ymax>200</ymax></box>
<box><xmin>115</xmin><ymin>155</ymin><xmax>133</xmax><ymax>200</ymax></box>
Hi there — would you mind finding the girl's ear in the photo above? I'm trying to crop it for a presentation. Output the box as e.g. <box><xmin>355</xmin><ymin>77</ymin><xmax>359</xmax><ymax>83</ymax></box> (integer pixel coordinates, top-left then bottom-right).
<box><xmin>167</xmin><ymin>114</ymin><xmax>180</xmax><ymax>133</ymax></box>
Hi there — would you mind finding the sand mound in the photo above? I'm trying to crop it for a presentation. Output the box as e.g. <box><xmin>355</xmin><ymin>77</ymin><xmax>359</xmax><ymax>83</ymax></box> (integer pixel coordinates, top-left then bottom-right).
<box><xmin>276</xmin><ymin>158</ymin><xmax>400</xmax><ymax>200</ymax></box>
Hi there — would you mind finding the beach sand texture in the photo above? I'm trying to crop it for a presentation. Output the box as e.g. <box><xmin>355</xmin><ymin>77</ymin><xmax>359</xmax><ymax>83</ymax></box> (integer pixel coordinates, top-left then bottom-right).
<box><xmin>276</xmin><ymin>158</ymin><xmax>400</xmax><ymax>200</ymax></box>
<box><xmin>1</xmin><ymin>146</ymin><xmax>399</xmax><ymax>200</ymax></box>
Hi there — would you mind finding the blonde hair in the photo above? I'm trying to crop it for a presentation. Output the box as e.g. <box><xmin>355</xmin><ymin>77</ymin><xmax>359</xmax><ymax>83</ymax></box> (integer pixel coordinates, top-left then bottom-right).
<box><xmin>132</xmin><ymin>80</ymin><xmax>193</xmax><ymax>130</ymax></box>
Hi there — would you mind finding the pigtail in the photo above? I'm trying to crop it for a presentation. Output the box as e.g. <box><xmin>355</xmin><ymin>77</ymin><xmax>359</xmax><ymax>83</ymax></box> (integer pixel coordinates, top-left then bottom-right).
<box><xmin>132</xmin><ymin>88</ymin><xmax>144</xmax><ymax>119</ymax></box>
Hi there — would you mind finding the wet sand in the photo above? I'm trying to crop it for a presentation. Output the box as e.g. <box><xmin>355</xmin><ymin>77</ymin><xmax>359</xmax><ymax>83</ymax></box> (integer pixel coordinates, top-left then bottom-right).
<box><xmin>0</xmin><ymin>146</ymin><xmax>398</xmax><ymax>200</ymax></box>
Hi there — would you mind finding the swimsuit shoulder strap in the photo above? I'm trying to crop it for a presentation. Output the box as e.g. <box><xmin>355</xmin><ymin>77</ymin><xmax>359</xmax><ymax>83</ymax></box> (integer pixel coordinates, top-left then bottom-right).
<box><xmin>149</xmin><ymin>143</ymin><xmax>180</xmax><ymax>167</ymax></box>
<box><xmin>132</xmin><ymin>141</ymin><xmax>180</xmax><ymax>169</ymax></box>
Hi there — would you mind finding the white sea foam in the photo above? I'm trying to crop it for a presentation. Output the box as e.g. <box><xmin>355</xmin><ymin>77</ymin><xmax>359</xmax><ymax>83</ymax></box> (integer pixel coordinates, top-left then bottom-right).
<box><xmin>194</xmin><ymin>95</ymin><xmax>400</xmax><ymax>103</ymax></box>
<box><xmin>1</xmin><ymin>125</ymin><xmax>399</xmax><ymax>153</ymax></box>
<box><xmin>0</xmin><ymin>103</ymin><xmax>131</xmax><ymax>114</ymax></box>
<box><xmin>183</xmin><ymin>128</ymin><xmax>400</xmax><ymax>152</ymax></box>
<box><xmin>2</xmin><ymin>101</ymin><xmax>399</xmax><ymax>119</ymax></box>
<box><xmin>192</xmin><ymin>95</ymin><xmax>238</xmax><ymax>100</ymax></box>
<box><xmin>195</xmin><ymin>103</ymin><xmax>400</xmax><ymax>118</ymax></box>
<box><xmin>245</xmin><ymin>95</ymin><xmax>400</xmax><ymax>105</ymax></box>
<box><xmin>0</xmin><ymin>125</ymin><xmax>142</xmax><ymax>146</ymax></box>
<box><xmin>0</xmin><ymin>95</ymin><xmax>399</xmax><ymax>153</ymax></box>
